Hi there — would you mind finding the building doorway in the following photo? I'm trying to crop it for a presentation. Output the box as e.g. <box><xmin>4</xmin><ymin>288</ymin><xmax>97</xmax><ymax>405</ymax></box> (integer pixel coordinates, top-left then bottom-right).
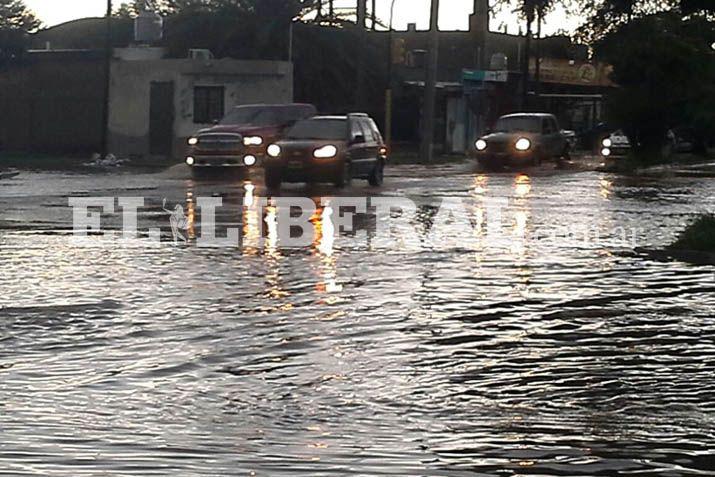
<box><xmin>149</xmin><ymin>81</ymin><xmax>175</xmax><ymax>157</ymax></box>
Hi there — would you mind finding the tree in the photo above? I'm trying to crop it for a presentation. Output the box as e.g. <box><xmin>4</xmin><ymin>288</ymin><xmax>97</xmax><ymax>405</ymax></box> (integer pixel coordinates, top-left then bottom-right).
<box><xmin>576</xmin><ymin>0</ymin><xmax>684</xmax><ymax>43</ymax></box>
<box><xmin>161</xmin><ymin>0</ymin><xmax>320</xmax><ymax>59</ymax></box>
<box><xmin>0</xmin><ymin>0</ymin><xmax>39</xmax><ymax>30</ymax></box>
<box><xmin>115</xmin><ymin>1</ymin><xmax>175</xmax><ymax>17</ymax></box>
<box><xmin>681</xmin><ymin>0</ymin><xmax>715</xmax><ymax>16</ymax></box>
<box><xmin>0</xmin><ymin>0</ymin><xmax>40</xmax><ymax>65</ymax></box>
<box><xmin>594</xmin><ymin>11</ymin><xmax>715</xmax><ymax>157</ymax></box>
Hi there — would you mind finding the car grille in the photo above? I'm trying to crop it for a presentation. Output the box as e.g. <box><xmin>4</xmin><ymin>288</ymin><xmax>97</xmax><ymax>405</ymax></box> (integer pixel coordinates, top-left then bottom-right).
<box><xmin>286</xmin><ymin>149</ymin><xmax>311</xmax><ymax>161</ymax></box>
<box><xmin>488</xmin><ymin>141</ymin><xmax>509</xmax><ymax>153</ymax></box>
<box><xmin>196</xmin><ymin>134</ymin><xmax>243</xmax><ymax>153</ymax></box>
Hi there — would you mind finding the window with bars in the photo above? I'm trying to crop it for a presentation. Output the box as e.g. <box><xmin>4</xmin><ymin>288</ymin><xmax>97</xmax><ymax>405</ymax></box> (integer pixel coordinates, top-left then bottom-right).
<box><xmin>193</xmin><ymin>86</ymin><xmax>225</xmax><ymax>124</ymax></box>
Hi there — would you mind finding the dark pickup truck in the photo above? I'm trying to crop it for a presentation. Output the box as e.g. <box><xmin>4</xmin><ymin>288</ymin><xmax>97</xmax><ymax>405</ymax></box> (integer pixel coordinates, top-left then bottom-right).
<box><xmin>185</xmin><ymin>103</ymin><xmax>316</xmax><ymax>175</ymax></box>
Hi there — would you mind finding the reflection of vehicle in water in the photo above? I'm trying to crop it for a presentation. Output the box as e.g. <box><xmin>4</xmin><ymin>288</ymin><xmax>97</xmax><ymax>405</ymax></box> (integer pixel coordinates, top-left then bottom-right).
<box><xmin>185</xmin><ymin>103</ymin><xmax>316</xmax><ymax>176</ymax></box>
<box><xmin>263</xmin><ymin>113</ymin><xmax>388</xmax><ymax>190</ymax></box>
<box><xmin>472</xmin><ymin>113</ymin><xmax>570</xmax><ymax>170</ymax></box>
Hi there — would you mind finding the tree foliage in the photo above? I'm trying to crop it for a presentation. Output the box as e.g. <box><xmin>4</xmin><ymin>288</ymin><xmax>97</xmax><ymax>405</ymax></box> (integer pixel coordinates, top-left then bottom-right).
<box><xmin>595</xmin><ymin>11</ymin><xmax>715</xmax><ymax>156</ymax></box>
<box><xmin>0</xmin><ymin>0</ymin><xmax>39</xmax><ymax>65</ymax></box>
<box><xmin>0</xmin><ymin>0</ymin><xmax>39</xmax><ymax>30</ymax></box>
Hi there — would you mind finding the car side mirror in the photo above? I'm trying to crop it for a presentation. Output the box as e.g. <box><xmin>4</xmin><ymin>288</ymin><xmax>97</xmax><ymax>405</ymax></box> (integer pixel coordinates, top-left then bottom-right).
<box><xmin>352</xmin><ymin>134</ymin><xmax>365</xmax><ymax>144</ymax></box>
<box><xmin>212</xmin><ymin>119</ymin><xmax>219</xmax><ymax>125</ymax></box>
<box><xmin>485</xmin><ymin>128</ymin><xmax>492</xmax><ymax>134</ymax></box>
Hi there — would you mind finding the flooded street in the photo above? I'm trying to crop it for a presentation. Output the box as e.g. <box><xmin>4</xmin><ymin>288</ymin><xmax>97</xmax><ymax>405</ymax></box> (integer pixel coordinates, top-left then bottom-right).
<box><xmin>1</xmin><ymin>163</ymin><xmax>714</xmax><ymax>476</ymax></box>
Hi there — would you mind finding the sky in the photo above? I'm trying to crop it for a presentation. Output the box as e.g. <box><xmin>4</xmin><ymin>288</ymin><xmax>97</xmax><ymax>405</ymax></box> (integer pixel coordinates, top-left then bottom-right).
<box><xmin>24</xmin><ymin>0</ymin><xmax>581</xmax><ymax>36</ymax></box>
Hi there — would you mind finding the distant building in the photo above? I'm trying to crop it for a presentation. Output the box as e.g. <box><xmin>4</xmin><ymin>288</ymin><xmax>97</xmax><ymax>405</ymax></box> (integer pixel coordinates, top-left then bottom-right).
<box><xmin>0</xmin><ymin>18</ymin><xmax>293</xmax><ymax>160</ymax></box>
<box><xmin>109</xmin><ymin>49</ymin><xmax>292</xmax><ymax>159</ymax></box>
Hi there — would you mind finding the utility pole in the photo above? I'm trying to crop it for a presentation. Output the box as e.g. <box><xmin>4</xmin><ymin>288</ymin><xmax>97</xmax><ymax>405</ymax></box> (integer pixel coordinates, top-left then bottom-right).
<box><xmin>520</xmin><ymin>3</ymin><xmax>534</xmax><ymax>111</ymax></box>
<box><xmin>420</xmin><ymin>0</ymin><xmax>440</xmax><ymax>163</ymax></box>
<box><xmin>371</xmin><ymin>0</ymin><xmax>377</xmax><ymax>30</ymax></box>
<box><xmin>535</xmin><ymin>4</ymin><xmax>543</xmax><ymax>109</ymax></box>
<box><xmin>385</xmin><ymin>0</ymin><xmax>398</xmax><ymax>149</ymax></box>
<box><xmin>356</xmin><ymin>0</ymin><xmax>367</xmax><ymax>28</ymax></box>
<box><xmin>101</xmin><ymin>0</ymin><xmax>112</xmax><ymax>158</ymax></box>
<box><xmin>355</xmin><ymin>0</ymin><xmax>367</xmax><ymax>111</ymax></box>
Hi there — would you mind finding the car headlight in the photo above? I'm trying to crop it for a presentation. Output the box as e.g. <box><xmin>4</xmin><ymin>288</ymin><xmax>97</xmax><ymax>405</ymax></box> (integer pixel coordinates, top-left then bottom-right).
<box><xmin>314</xmin><ymin>145</ymin><xmax>338</xmax><ymax>159</ymax></box>
<box><xmin>601</xmin><ymin>148</ymin><xmax>611</xmax><ymax>157</ymax></box>
<box><xmin>602</xmin><ymin>138</ymin><xmax>613</xmax><ymax>148</ymax></box>
<box><xmin>187</xmin><ymin>137</ymin><xmax>198</xmax><ymax>146</ymax></box>
<box><xmin>186</xmin><ymin>156</ymin><xmax>195</xmax><ymax>165</ymax></box>
<box><xmin>475</xmin><ymin>139</ymin><xmax>487</xmax><ymax>151</ymax></box>
<box><xmin>243</xmin><ymin>136</ymin><xmax>263</xmax><ymax>146</ymax></box>
<box><xmin>266</xmin><ymin>144</ymin><xmax>281</xmax><ymax>157</ymax></box>
<box><xmin>244</xmin><ymin>155</ymin><xmax>257</xmax><ymax>166</ymax></box>
<box><xmin>515</xmin><ymin>138</ymin><xmax>531</xmax><ymax>151</ymax></box>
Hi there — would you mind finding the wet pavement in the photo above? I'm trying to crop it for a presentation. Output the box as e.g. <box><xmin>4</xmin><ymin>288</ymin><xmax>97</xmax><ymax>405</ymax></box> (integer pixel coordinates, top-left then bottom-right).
<box><xmin>1</xmin><ymin>162</ymin><xmax>714</xmax><ymax>476</ymax></box>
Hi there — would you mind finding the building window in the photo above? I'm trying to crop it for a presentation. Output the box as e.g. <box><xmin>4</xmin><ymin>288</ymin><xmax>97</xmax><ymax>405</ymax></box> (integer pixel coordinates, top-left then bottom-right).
<box><xmin>193</xmin><ymin>86</ymin><xmax>225</xmax><ymax>124</ymax></box>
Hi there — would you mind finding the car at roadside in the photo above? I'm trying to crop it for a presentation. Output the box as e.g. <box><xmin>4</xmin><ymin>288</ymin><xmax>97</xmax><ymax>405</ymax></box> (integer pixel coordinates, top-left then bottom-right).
<box><xmin>185</xmin><ymin>103</ymin><xmax>316</xmax><ymax>175</ymax></box>
<box><xmin>473</xmin><ymin>113</ymin><xmax>570</xmax><ymax>170</ymax></box>
<box><xmin>263</xmin><ymin>113</ymin><xmax>387</xmax><ymax>189</ymax></box>
<box><xmin>600</xmin><ymin>128</ymin><xmax>698</xmax><ymax>161</ymax></box>
<box><xmin>600</xmin><ymin>129</ymin><xmax>631</xmax><ymax>159</ymax></box>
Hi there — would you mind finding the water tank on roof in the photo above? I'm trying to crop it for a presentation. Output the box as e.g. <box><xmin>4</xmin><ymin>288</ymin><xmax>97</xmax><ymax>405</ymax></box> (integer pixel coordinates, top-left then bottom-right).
<box><xmin>135</xmin><ymin>9</ymin><xmax>163</xmax><ymax>44</ymax></box>
<box><xmin>490</xmin><ymin>52</ymin><xmax>508</xmax><ymax>71</ymax></box>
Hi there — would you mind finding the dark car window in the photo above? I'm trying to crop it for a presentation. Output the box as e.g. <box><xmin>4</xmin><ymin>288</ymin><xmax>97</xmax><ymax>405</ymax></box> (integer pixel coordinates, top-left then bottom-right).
<box><xmin>350</xmin><ymin>120</ymin><xmax>364</xmax><ymax>141</ymax></box>
<box><xmin>367</xmin><ymin>119</ymin><xmax>383</xmax><ymax>142</ymax></box>
<box><xmin>542</xmin><ymin>117</ymin><xmax>559</xmax><ymax>134</ymax></box>
<box><xmin>550</xmin><ymin>118</ymin><xmax>559</xmax><ymax>132</ymax></box>
<box><xmin>359</xmin><ymin>119</ymin><xmax>375</xmax><ymax>142</ymax></box>
<box><xmin>279</xmin><ymin>105</ymin><xmax>317</xmax><ymax>123</ymax></box>
<box><xmin>220</xmin><ymin>105</ymin><xmax>314</xmax><ymax>127</ymax></box>
<box><xmin>495</xmin><ymin>116</ymin><xmax>541</xmax><ymax>133</ymax></box>
<box><xmin>286</xmin><ymin>119</ymin><xmax>347</xmax><ymax>140</ymax></box>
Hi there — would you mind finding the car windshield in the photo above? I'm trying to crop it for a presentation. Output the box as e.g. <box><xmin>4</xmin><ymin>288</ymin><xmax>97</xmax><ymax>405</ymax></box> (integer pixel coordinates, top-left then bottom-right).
<box><xmin>495</xmin><ymin>116</ymin><xmax>541</xmax><ymax>133</ymax></box>
<box><xmin>286</xmin><ymin>119</ymin><xmax>346</xmax><ymax>140</ymax></box>
<box><xmin>220</xmin><ymin>106</ymin><xmax>302</xmax><ymax>126</ymax></box>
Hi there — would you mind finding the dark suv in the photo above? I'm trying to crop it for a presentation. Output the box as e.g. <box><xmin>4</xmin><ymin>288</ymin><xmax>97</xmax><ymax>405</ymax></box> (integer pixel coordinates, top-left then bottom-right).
<box><xmin>473</xmin><ymin>113</ymin><xmax>569</xmax><ymax>170</ymax></box>
<box><xmin>185</xmin><ymin>104</ymin><xmax>316</xmax><ymax>175</ymax></box>
<box><xmin>263</xmin><ymin>113</ymin><xmax>387</xmax><ymax>189</ymax></box>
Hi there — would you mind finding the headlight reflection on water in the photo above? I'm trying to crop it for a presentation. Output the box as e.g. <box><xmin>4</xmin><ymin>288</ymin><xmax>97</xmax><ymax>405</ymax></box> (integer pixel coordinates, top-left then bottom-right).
<box><xmin>312</xmin><ymin>202</ymin><xmax>343</xmax><ymax>294</ymax></box>
<box><xmin>473</xmin><ymin>175</ymin><xmax>488</xmax><ymax>195</ymax></box>
<box><xmin>514</xmin><ymin>174</ymin><xmax>532</xmax><ymax>198</ymax></box>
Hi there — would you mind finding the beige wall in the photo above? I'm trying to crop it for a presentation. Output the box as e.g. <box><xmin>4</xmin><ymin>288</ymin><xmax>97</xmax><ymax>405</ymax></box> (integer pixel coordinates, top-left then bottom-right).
<box><xmin>108</xmin><ymin>58</ymin><xmax>293</xmax><ymax>160</ymax></box>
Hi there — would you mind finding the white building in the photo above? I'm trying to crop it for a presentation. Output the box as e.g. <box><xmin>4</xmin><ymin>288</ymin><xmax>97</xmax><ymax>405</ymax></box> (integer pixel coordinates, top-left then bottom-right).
<box><xmin>108</xmin><ymin>48</ymin><xmax>293</xmax><ymax>160</ymax></box>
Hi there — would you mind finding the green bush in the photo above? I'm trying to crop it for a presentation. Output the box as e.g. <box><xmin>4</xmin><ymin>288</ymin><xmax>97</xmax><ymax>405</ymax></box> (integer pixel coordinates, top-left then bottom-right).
<box><xmin>670</xmin><ymin>215</ymin><xmax>715</xmax><ymax>252</ymax></box>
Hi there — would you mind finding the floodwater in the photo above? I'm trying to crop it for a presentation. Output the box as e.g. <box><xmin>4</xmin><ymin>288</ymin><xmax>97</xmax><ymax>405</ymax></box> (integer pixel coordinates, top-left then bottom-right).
<box><xmin>1</xmin><ymin>163</ymin><xmax>714</xmax><ymax>476</ymax></box>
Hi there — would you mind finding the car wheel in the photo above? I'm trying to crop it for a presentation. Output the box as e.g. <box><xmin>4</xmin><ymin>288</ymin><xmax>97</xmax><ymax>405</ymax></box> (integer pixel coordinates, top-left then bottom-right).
<box><xmin>334</xmin><ymin>160</ymin><xmax>351</xmax><ymax>188</ymax></box>
<box><xmin>264</xmin><ymin>168</ymin><xmax>282</xmax><ymax>190</ymax></box>
<box><xmin>368</xmin><ymin>159</ymin><xmax>384</xmax><ymax>186</ymax></box>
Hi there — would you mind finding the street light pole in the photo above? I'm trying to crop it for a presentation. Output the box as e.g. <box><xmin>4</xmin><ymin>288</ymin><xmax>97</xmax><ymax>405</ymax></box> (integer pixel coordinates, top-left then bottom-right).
<box><xmin>420</xmin><ymin>0</ymin><xmax>440</xmax><ymax>163</ymax></box>
<box><xmin>101</xmin><ymin>0</ymin><xmax>112</xmax><ymax>158</ymax></box>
